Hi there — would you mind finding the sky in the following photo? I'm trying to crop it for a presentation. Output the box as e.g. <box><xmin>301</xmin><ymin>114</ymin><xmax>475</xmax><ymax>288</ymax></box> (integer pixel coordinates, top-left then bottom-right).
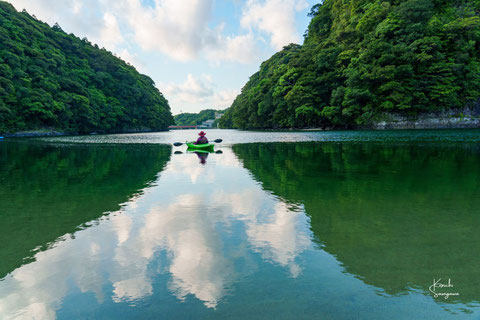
<box><xmin>8</xmin><ymin>0</ymin><xmax>316</xmax><ymax>115</ymax></box>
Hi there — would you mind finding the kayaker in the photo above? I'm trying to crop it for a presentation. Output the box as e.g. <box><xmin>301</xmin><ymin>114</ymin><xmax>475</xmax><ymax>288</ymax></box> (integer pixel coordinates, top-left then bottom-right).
<box><xmin>194</xmin><ymin>131</ymin><xmax>208</xmax><ymax>145</ymax></box>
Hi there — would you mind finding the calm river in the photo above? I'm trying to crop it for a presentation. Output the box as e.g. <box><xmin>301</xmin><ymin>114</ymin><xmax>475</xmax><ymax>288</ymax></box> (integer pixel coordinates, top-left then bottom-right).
<box><xmin>1</xmin><ymin>129</ymin><xmax>480</xmax><ymax>319</ymax></box>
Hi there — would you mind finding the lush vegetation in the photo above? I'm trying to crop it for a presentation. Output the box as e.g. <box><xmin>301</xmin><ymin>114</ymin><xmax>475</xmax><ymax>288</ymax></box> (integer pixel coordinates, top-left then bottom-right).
<box><xmin>174</xmin><ymin>108</ymin><xmax>225</xmax><ymax>126</ymax></box>
<box><xmin>0</xmin><ymin>2</ymin><xmax>174</xmax><ymax>134</ymax></box>
<box><xmin>220</xmin><ymin>0</ymin><xmax>480</xmax><ymax>129</ymax></box>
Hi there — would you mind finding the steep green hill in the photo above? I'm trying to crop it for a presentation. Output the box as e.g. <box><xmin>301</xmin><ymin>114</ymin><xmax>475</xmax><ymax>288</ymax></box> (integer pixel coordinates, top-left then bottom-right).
<box><xmin>220</xmin><ymin>0</ymin><xmax>480</xmax><ymax>129</ymax></box>
<box><xmin>0</xmin><ymin>1</ymin><xmax>174</xmax><ymax>134</ymax></box>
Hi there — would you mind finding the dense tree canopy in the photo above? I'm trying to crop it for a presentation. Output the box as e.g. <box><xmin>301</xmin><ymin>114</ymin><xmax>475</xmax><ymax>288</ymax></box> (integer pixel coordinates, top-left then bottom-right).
<box><xmin>0</xmin><ymin>2</ymin><xmax>174</xmax><ymax>134</ymax></box>
<box><xmin>220</xmin><ymin>0</ymin><xmax>480</xmax><ymax>129</ymax></box>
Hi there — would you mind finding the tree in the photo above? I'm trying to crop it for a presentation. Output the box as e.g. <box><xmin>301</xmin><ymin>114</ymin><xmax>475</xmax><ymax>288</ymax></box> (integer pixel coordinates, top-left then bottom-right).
<box><xmin>0</xmin><ymin>2</ymin><xmax>174</xmax><ymax>134</ymax></box>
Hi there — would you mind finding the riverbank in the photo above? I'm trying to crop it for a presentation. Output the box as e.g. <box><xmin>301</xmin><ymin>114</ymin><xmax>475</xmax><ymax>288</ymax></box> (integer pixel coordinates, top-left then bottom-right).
<box><xmin>369</xmin><ymin>108</ymin><xmax>480</xmax><ymax>130</ymax></box>
<box><xmin>2</xmin><ymin>130</ymin><xmax>68</xmax><ymax>138</ymax></box>
<box><xmin>1</xmin><ymin>128</ymin><xmax>171</xmax><ymax>138</ymax></box>
<box><xmin>225</xmin><ymin>107</ymin><xmax>480</xmax><ymax>131</ymax></box>
<box><xmin>3</xmin><ymin>118</ymin><xmax>479</xmax><ymax>138</ymax></box>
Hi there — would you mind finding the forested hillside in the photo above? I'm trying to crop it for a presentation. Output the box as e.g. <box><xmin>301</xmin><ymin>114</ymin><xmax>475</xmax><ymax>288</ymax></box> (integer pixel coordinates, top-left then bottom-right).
<box><xmin>220</xmin><ymin>0</ymin><xmax>480</xmax><ymax>129</ymax></box>
<box><xmin>174</xmin><ymin>109</ymin><xmax>223</xmax><ymax>126</ymax></box>
<box><xmin>0</xmin><ymin>1</ymin><xmax>174</xmax><ymax>134</ymax></box>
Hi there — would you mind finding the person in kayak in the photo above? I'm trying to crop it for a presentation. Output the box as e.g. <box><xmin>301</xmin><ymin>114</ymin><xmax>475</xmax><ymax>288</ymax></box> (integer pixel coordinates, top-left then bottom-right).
<box><xmin>194</xmin><ymin>131</ymin><xmax>208</xmax><ymax>144</ymax></box>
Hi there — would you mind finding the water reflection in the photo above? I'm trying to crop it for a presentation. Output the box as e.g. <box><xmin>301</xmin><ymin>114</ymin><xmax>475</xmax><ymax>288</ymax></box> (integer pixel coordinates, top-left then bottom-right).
<box><xmin>0</xmin><ymin>141</ymin><xmax>171</xmax><ymax>280</ymax></box>
<box><xmin>0</xmin><ymin>145</ymin><xmax>310</xmax><ymax>318</ymax></box>
<box><xmin>194</xmin><ymin>151</ymin><xmax>209</xmax><ymax>165</ymax></box>
<box><xmin>233</xmin><ymin>142</ymin><xmax>480</xmax><ymax>306</ymax></box>
<box><xmin>2</xmin><ymin>140</ymin><xmax>479</xmax><ymax>318</ymax></box>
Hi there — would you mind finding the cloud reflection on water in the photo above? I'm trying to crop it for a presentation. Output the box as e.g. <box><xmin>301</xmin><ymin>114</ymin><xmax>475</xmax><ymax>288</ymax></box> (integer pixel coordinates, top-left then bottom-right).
<box><xmin>0</xmin><ymin>148</ymin><xmax>311</xmax><ymax>318</ymax></box>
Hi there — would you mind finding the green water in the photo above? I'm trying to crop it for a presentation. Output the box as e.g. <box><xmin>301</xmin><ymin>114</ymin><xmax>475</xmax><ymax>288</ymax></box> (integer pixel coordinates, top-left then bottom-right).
<box><xmin>0</xmin><ymin>130</ymin><xmax>479</xmax><ymax>319</ymax></box>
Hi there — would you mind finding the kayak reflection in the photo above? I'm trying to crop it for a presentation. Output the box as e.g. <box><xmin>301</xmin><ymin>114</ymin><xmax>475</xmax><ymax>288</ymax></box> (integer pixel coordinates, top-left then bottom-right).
<box><xmin>185</xmin><ymin>148</ymin><xmax>223</xmax><ymax>165</ymax></box>
<box><xmin>195</xmin><ymin>151</ymin><xmax>209</xmax><ymax>165</ymax></box>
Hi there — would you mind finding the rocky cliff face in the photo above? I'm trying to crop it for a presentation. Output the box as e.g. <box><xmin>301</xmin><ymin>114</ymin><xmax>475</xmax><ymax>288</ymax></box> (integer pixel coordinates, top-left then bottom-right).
<box><xmin>371</xmin><ymin>106</ymin><xmax>480</xmax><ymax>129</ymax></box>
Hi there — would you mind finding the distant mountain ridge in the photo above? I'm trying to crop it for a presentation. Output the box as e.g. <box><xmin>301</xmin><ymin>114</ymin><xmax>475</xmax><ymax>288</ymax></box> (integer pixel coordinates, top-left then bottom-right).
<box><xmin>0</xmin><ymin>1</ymin><xmax>174</xmax><ymax>134</ymax></box>
<box><xmin>220</xmin><ymin>0</ymin><xmax>480</xmax><ymax>129</ymax></box>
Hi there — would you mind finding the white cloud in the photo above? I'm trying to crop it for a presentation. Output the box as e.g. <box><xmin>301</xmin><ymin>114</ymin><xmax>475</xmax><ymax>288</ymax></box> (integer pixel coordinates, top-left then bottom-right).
<box><xmin>73</xmin><ymin>0</ymin><xmax>82</xmax><ymax>14</ymax></box>
<box><xmin>119</xmin><ymin>48</ymin><xmax>145</xmax><ymax>71</ymax></box>
<box><xmin>113</xmin><ymin>0</ymin><xmax>259</xmax><ymax>63</ymax></box>
<box><xmin>9</xmin><ymin>0</ymin><xmax>123</xmax><ymax>51</ymax></box>
<box><xmin>241</xmin><ymin>0</ymin><xmax>309</xmax><ymax>50</ymax></box>
<box><xmin>206</xmin><ymin>30</ymin><xmax>258</xmax><ymax>64</ymax></box>
<box><xmin>164</xmin><ymin>74</ymin><xmax>214</xmax><ymax>103</ymax></box>
<box><xmin>9</xmin><ymin>0</ymin><xmax>262</xmax><ymax>64</ymax></box>
<box><xmin>113</xmin><ymin>0</ymin><xmax>214</xmax><ymax>61</ymax></box>
<box><xmin>211</xmin><ymin>89</ymin><xmax>239</xmax><ymax>108</ymax></box>
<box><xmin>99</xmin><ymin>12</ymin><xmax>125</xmax><ymax>50</ymax></box>
<box><xmin>10</xmin><ymin>0</ymin><xmax>59</xmax><ymax>23</ymax></box>
<box><xmin>160</xmin><ymin>74</ymin><xmax>239</xmax><ymax>112</ymax></box>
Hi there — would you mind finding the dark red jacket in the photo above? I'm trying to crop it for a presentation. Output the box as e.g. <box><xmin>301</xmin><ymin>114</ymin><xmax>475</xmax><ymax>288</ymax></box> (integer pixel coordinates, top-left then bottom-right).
<box><xmin>195</xmin><ymin>136</ymin><xmax>208</xmax><ymax>144</ymax></box>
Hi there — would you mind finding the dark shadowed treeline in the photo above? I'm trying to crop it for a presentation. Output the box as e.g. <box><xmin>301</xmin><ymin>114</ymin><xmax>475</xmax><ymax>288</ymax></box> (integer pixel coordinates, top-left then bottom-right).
<box><xmin>221</xmin><ymin>0</ymin><xmax>480</xmax><ymax>129</ymax></box>
<box><xmin>0</xmin><ymin>2</ymin><xmax>174</xmax><ymax>134</ymax></box>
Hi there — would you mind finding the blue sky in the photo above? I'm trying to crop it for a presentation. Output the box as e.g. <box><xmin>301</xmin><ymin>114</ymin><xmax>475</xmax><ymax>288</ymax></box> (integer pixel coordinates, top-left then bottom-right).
<box><xmin>9</xmin><ymin>0</ymin><xmax>316</xmax><ymax>114</ymax></box>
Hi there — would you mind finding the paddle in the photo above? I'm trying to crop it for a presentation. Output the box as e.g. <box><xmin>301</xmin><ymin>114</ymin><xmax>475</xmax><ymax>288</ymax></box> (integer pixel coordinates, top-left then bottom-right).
<box><xmin>172</xmin><ymin>139</ymin><xmax>222</xmax><ymax>146</ymax></box>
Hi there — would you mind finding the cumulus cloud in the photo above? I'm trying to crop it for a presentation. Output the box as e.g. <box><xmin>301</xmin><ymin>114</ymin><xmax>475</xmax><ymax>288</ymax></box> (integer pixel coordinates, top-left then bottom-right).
<box><xmin>10</xmin><ymin>0</ymin><xmax>124</xmax><ymax>51</ymax></box>
<box><xmin>164</xmin><ymin>74</ymin><xmax>214</xmax><ymax>103</ymax></box>
<box><xmin>9</xmin><ymin>0</ymin><xmax>301</xmax><ymax>63</ymax></box>
<box><xmin>241</xmin><ymin>0</ymin><xmax>309</xmax><ymax>50</ymax></box>
<box><xmin>99</xmin><ymin>0</ymin><xmax>258</xmax><ymax>63</ymax></box>
<box><xmin>206</xmin><ymin>30</ymin><xmax>258</xmax><ymax>64</ymax></box>
<box><xmin>114</xmin><ymin>0</ymin><xmax>215</xmax><ymax>61</ymax></box>
<box><xmin>211</xmin><ymin>89</ymin><xmax>239</xmax><ymax>108</ymax></box>
<box><xmin>119</xmin><ymin>48</ymin><xmax>145</xmax><ymax>71</ymax></box>
<box><xmin>99</xmin><ymin>12</ymin><xmax>125</xmax><ymax>50</ymax></box>
<box><xmin>72</xmin><ymin>0</ymin><xmax>82</xmax><ymax>14</ymax></box>
<box><xmin>161</xmin><ymin>74</ymin><xmax>239</xmax><ymax>112</ymax></box>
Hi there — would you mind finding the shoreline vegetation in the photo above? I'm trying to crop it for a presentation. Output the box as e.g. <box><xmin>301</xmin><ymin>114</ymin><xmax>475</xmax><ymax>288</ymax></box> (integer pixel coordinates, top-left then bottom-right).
<box><xmin>3</xmin><ymin>118</ymin><xmax>480</xmax><ymax>138</ymax></box>
<box><xmin>3</xmin><ymin>108</ymin><xmax>479</xmax><ymax>137</ymax></box>
<box><xmin>2</xmin><ymin>0</ymin><xmax>480</xmax><ymax>137</ymax></box>
<box><xmin>0</xmin><ymin>2</ymin><xmax>174</xmax><ymax>136</ymax></box>
<box><xmin>1</xmin><ymin>128</ymin><xmax>171</xmax><ymax>138</ymax></box>
<box><xmin>219</xmin><ymin>0</ymin><xmax>480</xmax><ymax>130</ymax></box>
<box><xmin>173</xmin><ymin>109</ymin><xmax>225</xmax><ymax>127</ymax></box>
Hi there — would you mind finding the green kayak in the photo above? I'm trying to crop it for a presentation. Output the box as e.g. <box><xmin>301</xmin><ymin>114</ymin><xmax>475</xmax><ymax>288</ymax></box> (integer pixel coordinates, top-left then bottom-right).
<box><xmin>186</xmin><ymin>142</ymin><xmax>214</xmax><ymax>151</ymax></box>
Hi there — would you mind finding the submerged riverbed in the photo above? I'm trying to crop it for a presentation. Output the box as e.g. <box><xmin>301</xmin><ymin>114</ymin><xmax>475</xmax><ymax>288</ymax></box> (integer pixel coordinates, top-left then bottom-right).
<box><xmin>1</xmin><ymin>129</ymin><xmax>480</xmax><ymax>319</ymax></box>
